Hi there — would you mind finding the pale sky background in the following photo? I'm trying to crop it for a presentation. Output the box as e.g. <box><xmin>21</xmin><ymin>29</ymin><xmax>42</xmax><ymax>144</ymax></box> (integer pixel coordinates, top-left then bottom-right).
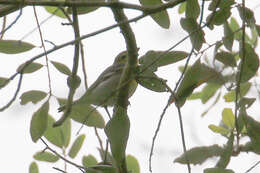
<box><xmin>1</xmin><ymin>0</ymin><xmax>260</xmax><ymax>173</ymax></box>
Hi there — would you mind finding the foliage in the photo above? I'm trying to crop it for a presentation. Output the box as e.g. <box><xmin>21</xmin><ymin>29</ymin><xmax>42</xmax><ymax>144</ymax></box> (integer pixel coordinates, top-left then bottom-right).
<box><xmin>1</xmin><ymin>0</ymin><xmax>260</xmax><ymax>173</ymax></box>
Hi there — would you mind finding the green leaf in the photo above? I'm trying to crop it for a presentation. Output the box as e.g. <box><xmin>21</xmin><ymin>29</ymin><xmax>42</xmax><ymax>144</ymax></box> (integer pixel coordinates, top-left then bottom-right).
<box><xmin>178</xmin><ymin>2</ymin><xmax>186</xmax><ymax>14</ymax></box>
<box><xmin>223</xmin><ymin>22</ymin><xmax>234</xmax><ymax>51</ymax></box>
<box><xmin>187</xmin><ymin>92</ymin><xmax>202</xmax><ymax>100</ymax></box>
<box><xmin>216</xmin><ymin>133</ymin><xmax>234</xmax><ymax>168</ymax></box>
<box><xmin>139</xmin><ymin>0</ymin><xmax>170</xmax><ymax>29</ymax></box>
<box><xmin>20</xmin><ymin>90</ymin><xmax>47</xmax><ymax>105</ymax></box>
<box><xmin>174</xmin><ymin>145</ymin><xmax>223</xmax><ymax>165</ymax></box>
<box><xmin>17</xmin><ymin>62</ymin><xmax>43</xmax><ymax>74</ymax></box>
<box><xmin>208</xmin><ymin>0</ymin><xmax>234</xmax><ymax>11</ymax></box>
<box><xmin>87</xmin><ymin>164</ymin><xmax>117</xmax><ymax>173</ymax></box>
<box><xmin>33</xmin><ymin>151</ymin><xmax>59</xmax><ymax>162</ymax></box>
<box><xmin>139</xmin><ymin>50</ymin><xmax>188</xmax><ymax>71</ymax></box>
<box><xmin>256</xmin><ymin>24</ymin><xmax>260</xmax><ymax>36</ymax></box>
<box><xmin>229</xmin><ymin>17</ymin><xmax>242</xmax><ymax>40</ymax></box>
<box><xmin>51</xmin><ymin>60</ymin><xmax>72</xmax><ymax>75</ymax></box>
<box><xmin>126</xmin><ymin>155</ymin><xmax>140</xmax><ymax>173</ymax></box>
<box><xmin>43</xmin><ymin>115</ymin><xmax>71</xmax><ymax>148</ymax></box>
<box><xmin>68</xmin><ymin>134</ymin><xmax>85</xmax><ymax>158</ymax></box>
<box><xmin>185</xmin><ymin>0</ymin><xmax>200</xmax><ymax>19</ymax></box>
<box><xmin>58</xmin><ymin>98</ymin><xmax>105</xmax><ymax>128</ymax></box>
<box><xmin>204</xmin><ymin>168</ymin><xmax>235</xmax><ymax>173</ymax></box>
<box><xmin>105</xmin><ymin>107</ymin><xmax>129</xmax><ymax>164</ymax></box>
<box><xmin>67</xmin><ymin>0</ymin><xmax>105</xmax><ymax>15</ymax></box>
<box><xmin>30</xmin><ymin>101</ymin><xmax>49</xmax><ymax>142</ymax></box>
<box><xmin>180</xmin><ymin>17</ymin><xmax>205</xmax><ymax>51</ymax></box>
<box><xmin>222</xmin><ymin>108</ymin><xmax>235</xmax><ymax>129</ymax></box>
<box><xmin>82</xmin><ymin>155</ymin><xmax>98</xmax><ymax>168</ymax></box>
<box><xmin>0</xmin><ymin>77</ymin><xmax>9</xmax><ymax>89</ymax></box>
<box><xmin>136</xmin><ymin>69</ymin><xmax>167</xmax><ymax>92</ymax></box>
<box><xmin>208</xmin><ymin>124</ymin><xmax>230</xmax><ymax>135</ymax></box>
<box><xmin>223</xmin><ymin>82</ymin><xmax>251</xmax><ymax>102</ymax></box>
<box><xmin>201</xmin><ymin>83</ymin><xmax>221</xmax><ymax>104</ymax></box>
<box><xmin>215</xmin><ymin>51</ymin><xmax>236</xmax><ymax>67</ymax></box>
<box><xmin>0</xmin><ymin>40</ymin><xmax>35</xmax><ymax>54</ymax></box>
<box><xmin>239</xmin><ymin>43</ymin><xmax>259</xmax><ymax>82</ymax></box>
<box><xmin>29</xmin><ymin>162</ymin><xmax>39</xmax><ymax>173</ymax></box>
<box><xmin>239</xmin><ymin>97</ymin><xmax>255</xmax><ymax>108</ymax></box>
<box><xmin>206</xmin><ymin>8</ymin><xmax>231</xmax><ymax>28</ymax></box>
<box><xmin>67</xmin><ymin>75</ymin><xmax>81</xmax><ymax>90</ymax></box>
<box><xmin>171</xmin><ymin>60</ymin><xmax>224</xmax><ymax>107</ymax></box>
<box><xmin>44</xmin><ymin>6</ymin><xmax>66</xmax><ymax>18</ymax></box>
<box><xmin>237</xmin><ymin>5</ymin><xmax>256</xmax><ymax>26</ymax></box>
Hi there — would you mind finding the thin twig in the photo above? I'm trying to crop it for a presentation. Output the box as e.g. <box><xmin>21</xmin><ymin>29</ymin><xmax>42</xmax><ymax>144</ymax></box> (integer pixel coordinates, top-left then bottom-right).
<box><xmin>33</xmin><ymin>6</ymin><xmax>52</xmax><ymax>94</ymax></box>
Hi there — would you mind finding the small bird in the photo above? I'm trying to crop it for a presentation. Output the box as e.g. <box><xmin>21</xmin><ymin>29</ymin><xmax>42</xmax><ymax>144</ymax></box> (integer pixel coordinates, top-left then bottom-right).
<box><xmin>58</xmin><ymin>51</ymin><xmax>138</xmax><ymax>112</ymax></box>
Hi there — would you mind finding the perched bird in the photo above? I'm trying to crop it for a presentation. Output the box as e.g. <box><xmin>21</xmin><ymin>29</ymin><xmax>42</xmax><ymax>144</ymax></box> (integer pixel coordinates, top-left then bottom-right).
<box><xmin>58</xmin><ymin>51</ymin><xmax>138</xmax><ymax>112</ymax></box>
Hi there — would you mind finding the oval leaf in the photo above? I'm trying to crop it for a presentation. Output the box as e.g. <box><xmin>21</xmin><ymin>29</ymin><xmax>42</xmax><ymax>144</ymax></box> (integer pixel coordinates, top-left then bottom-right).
<box><xmin>51</xmin><ymin>60</ymin><xmax>71</xmax><ymax>75</ymax></box>
<box><xmin>185</xmin><ymin>0</ymin><xmax>200</xmax><ymax>19</ymax></box>
<box><xmin>139</xmin><ymin>0</ymin><xmax>170</xmax><ymax>29</ymax></box>
<box><xmin>223</xmin><ymin>22</ymin><xmax>234</xmax><ymax>51</ymax></box>
<box><xmin>0</xmin><ymin>77</ymin><xmax>9</xmax><ymax>89</ymax></box>
<box><xmin>180</xmin><ymin>18</ymin><xmax>205</xmax><ymax>51</ymax></box>
<box><xmin>105</xmin><ymin>107</ymin><xmax>130</xmax><ymax>164</ymax></box>
<box><xmin>44</xmin><ymin>115</ymin><xmax>71</xmax><ymax>148</ymax></box>
<box><xmin>215</xmin><ymin>51</ymin><xmax>236</xmax><ymax>67</ymax></box>
<box><xmin>204</xmin><ymin>168</ymin><xmax>235</xmax><ymax>173</ymax></box>
<box><xmin>29</xmin><ymin>162</ymin><xmax>39</xmax><ymax>173</ymax></box>
<box><xmin>223</xmin><ymin>82</ymin><xmax>251</xmax><ymax>102</ymax></box>
<box><xmin>178</xmin><ymin>2</ymin><xmax>186</xmax><ymax>14</ymax></box>
<box><xmin>17</xmin><ymin>62</ymin><xmax>43</xmax><ymax>74</ymax></box>
<box><xmin>201</xmin><ymin>83</ymin><xmax>221</xmax><ymax>104</ymax></box>
<box><xmin>174</xmin><ymin>145</ymin><xmax>223</xmax><ymax>165</ymax></box>
<box><xmin>137</xmin><ymin>70</ymin><xmax>167</xmax><ymax>92</ymax></box>
<box><xmin>208</xmin><ymin>124</ymin><xmax>230</xmax><ymax>135</ymax></box>
<box><xmin>44</xmin><ymin>6</ymin><xmax>66</xmax><ymax>18</ymax></box>
<box><xmin>68</xmin><ymin>134</ymin><xmax>85</xmax><ymax>158</ymax></box>
<box><xmin>0</xmin><ymin>40</ymin><xmax>35</xmax><ymax>54</ymax></box>
<box><xmin>82</xmin><ymin>155</ymin><xmax>98</xmax><ymax>168</ymax></box>
<box><xmin>20</xmin><ymin>90</ymin><xmax>47</xmax><ymax>105</ymax></box>
<box><xmin>222</xmin><ymin>108</ymin><xmax>235</xmax><ymax>129</ymax></box>
<box><xmin>126</xmin><ymin>155</ymin><xmax>140</xmax><ymax>173</ymax></box>
<box><xmin>33</xmin><ymin>151</ymin><xmax>59</xmax><ymax>162</ymax></box>
<box><xmin>239</xmin><ymin>43</ymin><xmax>259</xmax><ymax>82</ymax></box>
<box><xmin>30</xmin><ymin>101</ymin><xmax>49</xmax><ymax>142</ymax></box>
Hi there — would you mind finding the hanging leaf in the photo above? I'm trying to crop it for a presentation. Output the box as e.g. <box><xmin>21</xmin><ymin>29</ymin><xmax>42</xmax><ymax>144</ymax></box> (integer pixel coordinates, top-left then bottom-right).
<box><xmin>20</xmin><ymin>90</ymin><xmax>47</xmax><ymax>105</ymax></box>
<box><xmin>0</xmin><ymin>77</ymin><xmax>9</xmax><ymax>89</ymax></box>
<box><xmin>51</xmin><ymin>60</ymin><xmax>72</xmax><ymax>76</ymax></box>
<box><xmin>17</xmin><ymin>62</ymin><xmax>43</xmax><ymax>74</ymax></box>
<box><xmin>67</xmin><ymin>0</ymin><xmax>105</xmax><ymax>15</ymax></box>
<box><xmin>187</xmin><ymin>92</ymin><xmax>202</xmax><ymax>100</ymax></box>
<box><xmin>206</xmin><ymin>7</ymin><xmax>231</xmax><ymax>27</ymax></box>
<box><xmin>0</xmin><ymin>40</ymin><xmax>35</xmax><ymax>54</ymax></box>
<box><xmin>33</xmin><ymin>151</ymin><xmax>59</xmax><ymax>162</ymax></box>
<box><xmin>185</xmin><ymin>0</ymin><xmax>200</xmax><ymax>19</ymax></box>
<box><xmin>68</xmin><ymin>134</ymin><xmax>85</xmax><ymax>158</ymax></box>
<box><xmin>239</xmin><ymin>43</ymin><xmax>259</xmax><ymax>83</ymax></box>
<box><xmin>216</xmin><ymin>133</ymin><xmax>234</xmax><ymax>168</ymax></box>
<box><xmin>82</xmin><ymin>155</ymin><xmax>98</xmax><ymax>168</ymax></box>
<box><xmin>44</xmin><ymin>6</ymin><xmax>66</xmax><ymax>18</ymax></box>
<box><xmin>139</xmin><ymin>50</ymin><xmax>188</xmax><ymax>72</ymax></box>
<box><xmin>180</xmin><ymin>18</ymin><xmax>205</xmax><ymax>51</ymax></box>
<box><xmin>29</xmin><ymin>162</ymin><xmax>39</xmax><ymax>173</ymax></box>
<box><xmin>105</xmin><ymin>107</ymin><xmax>129</xmax><ymax>165</ymax></box>
<box><xmin>223</xmin><ymin>22</ymin><xmax>234</xmax><ymax>51</ymax></box>
<box><xmin>215</xmin><ymin>51</ymin><xmax>236</xmax><ymax>67</ymax></box>
<box><xmin>237</xmin><ymin>5</ymin><xmax>256</xmax><ymax>26</ymax></box>
<box><xmin>208</xmin><ymin>0</ymin><xmax>234</xmax><ymax>11</ymax></box>
<box><xmin>136</xmin><ymin>69</ymin><xmax>167</xmax><ymax>92</ymax></box>
<box><xmin>30</xmin><ymin>101</ymin><xmax>49</xmax><ymax>142</ymax></box>
<box><xmin>239</xmin><ymin>97</ymin><xmax>255</xmax><ymax>108</ymax></box>
<box><xmin>174</xmin><ymin>145</ymin><xmax>223</xmax><ymax>165</ymax></box>
<box><xmin>201</xmin><ymin>83</ymin><xmax>221</xmax><ymax>104</ymax></box>
<box><xmin>204</xmin><ymin>168</ymin><xmax>235</xmax><ymax>173</ymax></box>
<box><xmin>208</xmin><ymin>124</ymin><xmax>230</xmax><ymax>136</ymax></box>
<box><xmin>223</xmin><ymin>82</ymin><xmax>251</xmax><ymax>102</ymax></box>
<box><xmin>126</xmin><ymin>155</ymin><xmax>140</xmax><ymax>173</ymax></box>
<box><xmin>222</xmin><ymin>108</ymin><xmax>235</xmax><ymax>129</ymax></box>
<box><xmin>139</xmin><ymin>0</ymin><xmax>170</xmax><ymax>29</ymax></box>
<box><xmin>43</xmin><ymin>115</ymin><xmax>71</xmax><ymax>148</ymax></box>
<box><xmin>58</xmin><ymin>98</ymin><xmax>105</xmax><ymax>128</ymax></box>
<box><xmin>170</xmin><ymin>60</ymin><xmax>224</xmax><ymax>107</ymax></box>
<box><xmin>178</xmin><ymin>2</ymin><xmax>186</xmax><ymax>14</ymax></box>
